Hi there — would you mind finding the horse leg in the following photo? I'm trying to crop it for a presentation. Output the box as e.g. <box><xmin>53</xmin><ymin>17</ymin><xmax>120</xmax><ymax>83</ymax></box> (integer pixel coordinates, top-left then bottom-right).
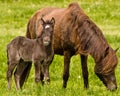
<box><xmin>14</xmin><ymin>60</ymin><xmax>25</xmax><ymax>90</ymax></box>
<box><xmin>40</xmin><ymin>70</ymin><xmax>44</xmax><ymax>85</ymax></box>
<box><xmin>7</xmin><ymin>62</ymin><xmax>17</xmax><ymax>90</ymax></box>
<box><xmin>43</xmin><ymin>64</ymin><xmax>50</xmax><ymax>84</ymax></box>
<box><xmin>34</xmin><ymin>61</ymin><xmax>41</xmax><ymax>83</ymax></box>
<box><xmin>14</xmin><ymin>71</ymin><xmax>20</xmax><ymax>90</ymax></box>
<box><xmin>80</xmin><ymin>54</ymin><xmax>89</xmax><ymax>89</ymax></box>
<box><xmin>14</xmin><ymin>61</ymin><xmax>32</xmax><ymax>89</ymax></box>
<box><xmin>42</xmin><ymin>56</ymin><xmax>54</xmax><ymax>84</ymax></box>
<box><xmin>63</xmin><ymin>51</ymin><xmax>71</xmax><ymax>88</ymax></box>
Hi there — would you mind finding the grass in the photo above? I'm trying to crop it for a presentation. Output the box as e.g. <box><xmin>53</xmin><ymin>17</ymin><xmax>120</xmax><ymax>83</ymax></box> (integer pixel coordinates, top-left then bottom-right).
<box><xmin>0</xmin><ymin>0</ymin><xmax>120</xmax><ymax>96</ymax></box>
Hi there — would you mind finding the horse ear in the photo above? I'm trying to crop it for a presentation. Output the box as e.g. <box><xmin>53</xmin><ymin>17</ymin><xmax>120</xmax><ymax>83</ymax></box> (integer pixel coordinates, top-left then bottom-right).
<box><xmin>51</xmin><ymin>17</ymin><xmax>55</xmax><ymax>25</ymax></box>
<box><xmin>40</xmin><ymin>18</ymin><xmax>45</xmax><ymax>25</ymax></box>
<box><xmin>115</xmin><ymin>48</ymin><xmax>119</xmax><ymax>53</ymax></box>
<box><xmin>104</xmin><ymin>47</ymin><xmax>109</xmax><ymax>57</ymax></box>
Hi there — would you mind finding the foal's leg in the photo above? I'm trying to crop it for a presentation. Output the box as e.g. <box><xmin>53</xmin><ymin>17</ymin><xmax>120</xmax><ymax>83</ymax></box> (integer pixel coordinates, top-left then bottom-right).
<box><xmin>14</xmin><ymin>61</ymin><xmax>32</xmax><ymax>89</ymax></box>
<box><xmin>39</xmin><ymin>64</ymin><xmax>45</xmax><ymax>85</ymax></box>
<box><xmin>63</xmin><ymin>51</ymin><xmax>71</xmax><ymax>88</ymax></box>
<box><xmin>80</xmin><ymin>54</ymin><xmax>89</xmax><ymax>89</ymax></box>
<box><xmin>43</xmin><ymin>56</ymin><xmax>54</xmax><ymax>84</ymax></box>
<box><xmin>34</xmin><ymin>61</ymin><xmax>41</xmax><ymax>83</ymax></box>
<box><xmin>7</xmin><ymin>62</ymin><xmax>17</xmax><ymax>90</ymax></box>
<box><xmin>43</xmin><ymin>64</ymin><xmax>50</xmax><ymax>84</ymax></box>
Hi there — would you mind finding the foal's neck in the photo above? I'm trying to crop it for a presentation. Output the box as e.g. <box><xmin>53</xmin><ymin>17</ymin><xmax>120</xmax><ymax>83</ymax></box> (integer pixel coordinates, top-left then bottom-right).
<box><xmin>36</xmin><ymin>38</ymin><xmax>53</xmax><ymax>56</ymax></box>
<box><xmin>44</xmin><ymin>43</ymin><xmax>53</xmax><ymax>56</ymax></box>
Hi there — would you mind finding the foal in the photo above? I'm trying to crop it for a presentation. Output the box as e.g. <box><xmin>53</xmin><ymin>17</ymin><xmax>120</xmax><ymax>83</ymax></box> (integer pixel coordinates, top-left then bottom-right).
<box><xmin>6</xmin><ymin>17</ymin><xmax>55</xmax><ymax>90</ymax></box>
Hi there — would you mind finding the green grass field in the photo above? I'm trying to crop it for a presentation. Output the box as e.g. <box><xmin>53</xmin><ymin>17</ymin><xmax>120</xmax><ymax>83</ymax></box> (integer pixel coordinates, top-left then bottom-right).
<box><xmin>0</xmin><ymin>0</ymin><xmax>120</xmax><ymax>96</ymax></box>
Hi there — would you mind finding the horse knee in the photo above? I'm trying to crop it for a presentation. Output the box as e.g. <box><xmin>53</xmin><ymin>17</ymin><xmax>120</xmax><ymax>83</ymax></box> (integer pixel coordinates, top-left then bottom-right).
<box><xmin>7</xmin><ymin>70</ymin><xmax>12</xmax><ymax>79</ymax></box>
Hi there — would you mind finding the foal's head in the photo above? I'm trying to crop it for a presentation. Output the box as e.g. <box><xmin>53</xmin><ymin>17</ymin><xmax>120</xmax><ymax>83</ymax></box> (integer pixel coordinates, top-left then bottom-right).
<box><xmin>39</xmin><ymin>17</ymin><xmax>55</xmax><ymax>46</ymax></box>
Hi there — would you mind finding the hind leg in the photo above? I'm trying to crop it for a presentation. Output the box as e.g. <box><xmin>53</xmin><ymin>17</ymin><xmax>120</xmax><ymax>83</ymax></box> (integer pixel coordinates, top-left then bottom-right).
<box><xmin>14</xmin><ymin>60</ymin><xmax>24</xmax><ymax>90</ymax></box>
<box><xmin>14</xmin><ymin>72</ymin><xmax>20</xmax><ymax>90</ymax></box>
<box><xmin>14</xmin><ymin>60</ymin><xmax>32</xmax><ymax>90</ymax></box>
<box><xmin>7</xmin><ymin>62</ymin><xmax>17</xmax><ymax>90</ymax></box>
<box><xmin>80</xmin><ymin>55</ymin><xmax>89</xmax><ymax>89</ymax></box>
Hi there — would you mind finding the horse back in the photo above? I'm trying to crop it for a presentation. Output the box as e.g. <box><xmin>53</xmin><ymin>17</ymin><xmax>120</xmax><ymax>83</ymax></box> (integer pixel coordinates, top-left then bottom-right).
<box><xmin>26</xmin><ymin>2</ymin><xmax>89</xmax><ymax>55</ymax></box>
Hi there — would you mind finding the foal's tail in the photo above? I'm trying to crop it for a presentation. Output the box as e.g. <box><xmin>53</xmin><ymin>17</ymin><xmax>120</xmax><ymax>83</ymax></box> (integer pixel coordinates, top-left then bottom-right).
<box><xmin>14</xmin><ymin>20</ymin><xmax>33</xmax><ymax>88</ymax></box>
<box><xmin>19</xmin><ymin>62</ymin><xmax>32</xmax><ymax>88</ymax></box>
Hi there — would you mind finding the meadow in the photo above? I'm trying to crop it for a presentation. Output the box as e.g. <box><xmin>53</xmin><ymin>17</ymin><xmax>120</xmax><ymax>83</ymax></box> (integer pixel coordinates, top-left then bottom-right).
<box><xmin>0</xmin><ymin>0</ymin><xmax>120</xmax><ymax>96</ymax></box>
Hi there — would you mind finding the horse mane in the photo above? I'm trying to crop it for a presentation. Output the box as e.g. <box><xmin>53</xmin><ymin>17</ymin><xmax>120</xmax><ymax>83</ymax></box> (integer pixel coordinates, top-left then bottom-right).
<box><xmin>62</xmin><ymin>2</ymin><xmax>111</xmax><ymax>62</ymax></box>
<box><xmin>67</xmin><ymin>3</ymin><xmax>118</xmax><ymax>75</ymax></box>
<box><xmin>68</xmin><ymin>3</ymin><xmax>118</xmax><ymax>75</ymax></box>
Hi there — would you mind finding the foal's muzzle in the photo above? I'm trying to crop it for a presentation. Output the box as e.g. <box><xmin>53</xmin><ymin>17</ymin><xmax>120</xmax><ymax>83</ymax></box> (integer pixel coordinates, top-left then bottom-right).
<box><xmin>43</xmin><ymin>36</ymin><xmax>50</xmax><ymax>46</ymax></box>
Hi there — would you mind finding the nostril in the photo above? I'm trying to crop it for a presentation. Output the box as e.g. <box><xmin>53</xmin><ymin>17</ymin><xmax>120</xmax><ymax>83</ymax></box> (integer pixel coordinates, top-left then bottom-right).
<box><xmin>44</xmin><ymin>36</ymin><xmax>50</xmax><ymax>41</ymax></box>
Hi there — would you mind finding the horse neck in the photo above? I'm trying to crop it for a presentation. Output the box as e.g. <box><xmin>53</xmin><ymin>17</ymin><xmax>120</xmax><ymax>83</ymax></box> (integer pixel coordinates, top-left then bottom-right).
<box><xmin>45</xmin><ymin>43</ymin><xmax>53</xmax><ymax>55</ymax></box>
<box><xmin>79</xmin><ymin>19</ymin><xmax>109</xmax><ymax>62</ymax></box>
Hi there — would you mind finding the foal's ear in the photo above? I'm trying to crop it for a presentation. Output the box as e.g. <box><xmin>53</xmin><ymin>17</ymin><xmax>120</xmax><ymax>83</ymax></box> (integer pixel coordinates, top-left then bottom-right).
<box><xmin>104</xmin><ymin>47</ymin><xmax>109</xmax><ymax>57</ymax></box>
<box><xmin>40</xmin><ymin>18</ymin><xmax>45</xmax><ymax>25</ymax></box>
<box><xmin>51</xmin><ymin>17</ymin><xmax>55</xmax><ymax>25</ymax></box>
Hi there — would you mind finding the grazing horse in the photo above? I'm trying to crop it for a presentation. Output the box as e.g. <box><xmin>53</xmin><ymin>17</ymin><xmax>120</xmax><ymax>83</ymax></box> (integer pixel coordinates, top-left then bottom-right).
<box><xmin>17</xmin><ymin>2</ymin><xmax>118</xmax><ymax>91</ymax></box>
<box><xmin>6</xmin><ymin>17</ymin><xmax>55</xmax><ymax>90</ymax></box>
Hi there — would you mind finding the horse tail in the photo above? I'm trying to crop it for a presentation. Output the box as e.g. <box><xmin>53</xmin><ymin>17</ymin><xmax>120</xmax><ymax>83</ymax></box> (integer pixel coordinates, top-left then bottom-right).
<box><xmin>19</xmin><ymin>62</ymin><xmax>32</xmax><ymax>88</ymax></box>
<box><xmin>14</xmin><ymin>20</ymin><xmax>33</xmax><ymax>88</ymax></box>
<box><xmin>6</xmin><ymin>44</ymin><xmax>9</xmax><ymax>65</ymax></box>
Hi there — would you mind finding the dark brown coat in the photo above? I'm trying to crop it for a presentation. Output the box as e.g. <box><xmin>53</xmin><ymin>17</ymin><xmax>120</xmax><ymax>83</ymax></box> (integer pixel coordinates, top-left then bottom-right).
<box><xmin>6</xmin><ymin>18</ymin><xmax>55</xmax><ymax>90</ymax></box>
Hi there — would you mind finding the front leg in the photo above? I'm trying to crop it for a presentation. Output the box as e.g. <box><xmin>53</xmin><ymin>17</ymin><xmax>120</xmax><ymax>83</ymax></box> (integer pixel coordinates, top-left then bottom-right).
<box><xmin>63</xmin><ymin>51</ymin><xmax>71</xmax><ymax>88</ymax></box>
<box><xmin>43</xmin><ymin>55</ymin><xmax>54</xmax><ymax>84</ymax></box>
<box><xmin>34</xmin><ymin>60</ymin><xmax>41</xmax><ymax>83</ymax></box>
<box><xmin>43</xmin><ymin>64</ymin><xmax>50</xmax><ymax>84</ymax></box>
<box><xmin>80</xmin><ymin>54</ymin><xmax>89</xmax><ymax>89</ymax></box>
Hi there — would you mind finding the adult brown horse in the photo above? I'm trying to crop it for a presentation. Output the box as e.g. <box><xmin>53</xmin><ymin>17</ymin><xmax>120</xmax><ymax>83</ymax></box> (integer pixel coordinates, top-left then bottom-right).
<box><xmin>15</xmin><ymin>2</ymin><xmax>118</xmax><ymax>91</ymax></box>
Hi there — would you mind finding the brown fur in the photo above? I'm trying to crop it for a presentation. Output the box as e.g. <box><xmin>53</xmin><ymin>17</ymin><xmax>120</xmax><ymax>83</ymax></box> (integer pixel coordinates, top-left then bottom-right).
<box><xmin>6</xmin><ymin>18</ymin><xmax>55</xmax><ymax>90</ymax></box>
<box><xmin>18</xmin><ymin>2</ymin><xmax>118</xmax><ymax>90</ymax></box>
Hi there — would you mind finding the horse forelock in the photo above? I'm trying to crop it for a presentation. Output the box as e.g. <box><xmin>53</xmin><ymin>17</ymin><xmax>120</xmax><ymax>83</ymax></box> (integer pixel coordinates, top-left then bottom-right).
<box><xmin>101</xmin><ymin>48</ymin><xmax>118</xmax><ymax>75</ymax></box>
<box><xmin>95</xmin><ymin>46</ymin><xmax>118</xmax><ymax>75</ymax></box>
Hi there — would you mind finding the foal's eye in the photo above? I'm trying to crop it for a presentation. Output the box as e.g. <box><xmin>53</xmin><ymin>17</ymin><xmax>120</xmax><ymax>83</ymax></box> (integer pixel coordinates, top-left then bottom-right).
<box><xmin>51</xmin><ymin>31</ymin><xmax>53</xmax><ymax>33</ymax></box>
